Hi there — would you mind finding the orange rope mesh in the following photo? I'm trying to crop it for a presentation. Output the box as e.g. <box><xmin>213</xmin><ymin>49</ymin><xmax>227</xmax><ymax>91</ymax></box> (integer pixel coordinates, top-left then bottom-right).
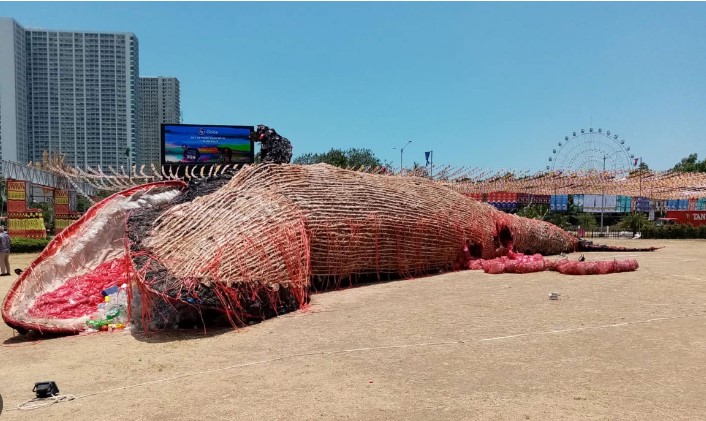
<box><xmin>134</xmin><ymin>164</ymin><xmax>577</xmax><ymax>298</ymax></box>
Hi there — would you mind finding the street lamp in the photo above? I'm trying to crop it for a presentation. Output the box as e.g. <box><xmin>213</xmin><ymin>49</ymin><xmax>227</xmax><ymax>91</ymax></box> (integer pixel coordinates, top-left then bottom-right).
<box><xmin>636</xmin><ymin>156</ymin><xmax>644</xmax><ymax>233</ymax></box>
<box><xmin>637</xmin><ymin>156</ymin><xmax>643</xmax><ymax>198</ymax></box>
<box><xmin>599</xmin><ymin>152</ymin><xmax>635</xmax><ymax>233</ymax></box>
<box><xmin>393</xmin><ymin>140</ymin><xmax>412</xmax><ymax>173</ymax></box>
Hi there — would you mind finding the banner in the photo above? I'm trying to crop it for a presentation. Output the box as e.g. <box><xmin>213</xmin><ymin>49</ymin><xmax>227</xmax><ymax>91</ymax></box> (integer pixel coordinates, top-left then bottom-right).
<box><xmin>54</xmin><ymin>214</ymin><xmax>81</xmax><ymax>233</ymax></box>
<box><xmin>8</xmin><ymin>210</ymin><xmax>46</xmax><ymax>239</ymax></box>
<box><xmin>54</xmin><ymin>189</ymin><xmax>70</xmax><ymax>216</ymax></box>
<box><xmin>550</xmin><ymin>195</ymin><xmax>569</xmax><ymax>212</ymax></box>
<box><xmin>7</xmin><ymin>179</ymin><xmax>27</xmax><ymax>213</ymax></box>
<box><xmin>6</xmin><ymin>179</ymin><xmax>47</xmax><ymax>238</ymax></box>
<box><xmin>616</xmin><ymin>195</ymin><xmax>632</xmax><ymax>213</ymax></box>
<box><xmin>582</xmin><ymin>194</ymin><xmax>617</xmax><ymax>213</ymax></box>
<box><xmin>52</xmin><ymin>189</ymin><xmax>83</xmax><ymax>234</ymax></box>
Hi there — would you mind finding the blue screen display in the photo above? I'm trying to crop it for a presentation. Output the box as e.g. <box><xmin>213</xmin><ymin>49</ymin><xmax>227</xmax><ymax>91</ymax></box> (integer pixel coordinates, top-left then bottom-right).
<box><xmin>162</xmin><ymin>124</ymin><xmax>253</xmax><ymax>164</ymax></box>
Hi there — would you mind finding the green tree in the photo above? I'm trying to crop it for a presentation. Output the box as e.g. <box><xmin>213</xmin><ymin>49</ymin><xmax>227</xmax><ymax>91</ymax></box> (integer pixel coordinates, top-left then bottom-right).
<box><xmin>517</xmin><ymin>204</ymin><xmax>571</xmax><ymax>230</ymax></box>
<box><xmin>346</xmin><ymin>148</ymin><xmax>383</xmax><ymax>168</ymax></box>
<box><xmin>672</xmin><ymin>153</ymin><xmax>706</xmax><ymax>173</ymax></box>
<box><xmin>575</xmin><ymin>213</ymin><xmax>598</xmax><ymax>231</ymax></box>
<box><xmin>516</xmin><ymin>204</ymin><xmax>549</xmax><ymax>220</ymax></box>
<box><xmin>29</xmin><ymin>201</ymin><xmax>53</xmax><ymax>234</ymax></box>
<box><xmin>545</xmin><ymin>212</ymin><xmax>571</xmax><ymax>230</ymax></box>
<box><xmin>77</xmin><ymin>196</ymin><xmax>93</xmax><ymax>213</ymax></box>
<box><xmin>618</xmin><ymin>212</ymin><xmax>652</xmax><ymax>235</ymax></box>
<box><xmin>293</xmin><ymin>148</ymin><xmax>382</xmax><ymax>169</ymax></box>
<box><xmin>409</xmin><ymin>161</ymin><xmax>429</xmax><ymax>177</ymax></box>
<box><xmin>629</xmin><ymin>161</ymin><xmax>650</xmax><ymax>176</ymax></box>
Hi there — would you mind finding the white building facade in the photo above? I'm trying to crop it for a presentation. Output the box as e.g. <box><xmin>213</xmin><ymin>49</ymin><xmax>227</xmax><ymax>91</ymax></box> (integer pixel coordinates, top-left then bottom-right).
<box><xmin>0</xmin><ymin>18</ymin><xmax>139</xmax><ymax>168</ymax></box>
<box><xmin>137</xmin><ymin>76</ymin><xmax>180</xmax><ymax>169</ymax></box>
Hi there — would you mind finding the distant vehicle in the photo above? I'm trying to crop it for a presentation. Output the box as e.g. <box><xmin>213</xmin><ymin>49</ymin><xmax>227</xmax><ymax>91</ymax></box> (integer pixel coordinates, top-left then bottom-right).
<box><xmin>655</xmin><ymin>217</ymin><xmax>678</xmax><ymax>227</ymax></box>
<box><xmin>665</xmin><ymin>211</ymin><xmax>706</xmax><ymax>227</ymax></box>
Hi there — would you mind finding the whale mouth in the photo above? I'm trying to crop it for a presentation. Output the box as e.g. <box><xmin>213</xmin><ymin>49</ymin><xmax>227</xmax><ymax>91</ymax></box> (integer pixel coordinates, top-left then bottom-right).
<box><xmin>2</xmin><ymin>181</ymin><xmax>185</xmax><ymax>334</ymax></box>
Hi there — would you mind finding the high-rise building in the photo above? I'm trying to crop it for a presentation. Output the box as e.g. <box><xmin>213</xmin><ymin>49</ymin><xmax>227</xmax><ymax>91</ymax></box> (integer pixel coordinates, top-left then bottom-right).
<box><xmin>137</xmin><ymin>77</ymin><xmax>180</xmax><ymax>169</ymax></box>
<box><xmin>0</xmin><ymin>18</ymin><xmax>30</xmax><ymax>163</ymax></box>
<box><xmin>0</xmin><ymin>17</ymin><xmax>139</xmax><ymax>168</ymax></box>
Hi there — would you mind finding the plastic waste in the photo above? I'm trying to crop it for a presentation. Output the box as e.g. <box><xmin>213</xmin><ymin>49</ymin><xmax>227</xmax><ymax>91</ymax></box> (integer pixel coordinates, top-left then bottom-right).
<box><xmin>101</xmin><ymin>285</ymin><xmax>120</xmax><ymax>297</ymax></box>
<box><xmin>86</xmin><ymin>284</ymin><xmax>129</xmax><ymax>330</ymax></box>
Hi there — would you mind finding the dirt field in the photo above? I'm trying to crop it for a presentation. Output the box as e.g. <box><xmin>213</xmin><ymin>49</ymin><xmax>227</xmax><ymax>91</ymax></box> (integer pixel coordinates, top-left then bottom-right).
<box><xmin>1</xmin><ymin>239</ymin><xmax>705</xmax><ymax>420</ymax></box>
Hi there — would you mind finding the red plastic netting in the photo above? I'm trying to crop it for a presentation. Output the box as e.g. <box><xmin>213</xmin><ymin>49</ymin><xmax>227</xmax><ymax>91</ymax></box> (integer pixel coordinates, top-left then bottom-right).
<box><xmin>454</xmin><ymin>240</ymin><xmax>639</xmax><ymax>275</ymax></box>
<box><xmin>457</xmin><ymin>251</ymin><xmax>639</xmax><ymax>275</ymax></box>
<box><xmin>479</xmin><ymin>253</ymin><xmax>548</xmax><ymax>274</ymax></box>
<box><xmin>554</xmin><ymin>259</ymin><xmax>639</xmax><ymax>275</ymax></box>
<box><xmin>27</xmin><ymin>257</ymin><xmax>130</xmax><ymax>319</ymax></box>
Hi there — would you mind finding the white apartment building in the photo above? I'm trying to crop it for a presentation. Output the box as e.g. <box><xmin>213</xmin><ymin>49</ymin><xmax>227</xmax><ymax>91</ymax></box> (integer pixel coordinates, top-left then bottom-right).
<box><xmin>137</xmin><ymin>76</ymin><xmax>180</xmax><ymax>169</ymax></box>
<box><xmin>0</xmin><ymin>17</ymin><xmax>139</xmax><ymax>168</ymax></box>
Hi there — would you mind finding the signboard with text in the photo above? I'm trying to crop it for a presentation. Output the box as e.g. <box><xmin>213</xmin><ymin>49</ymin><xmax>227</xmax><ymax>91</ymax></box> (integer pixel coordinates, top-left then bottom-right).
<box><xmin>161</xmin><ymin>124</ymin><xmax>254</xmax><ymax>165</ymax></box>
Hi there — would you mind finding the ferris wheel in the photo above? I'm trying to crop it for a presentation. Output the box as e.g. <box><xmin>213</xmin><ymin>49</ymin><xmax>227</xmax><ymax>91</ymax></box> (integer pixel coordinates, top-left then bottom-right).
<box><xmin>547</xmin><ymin>128</ymin><xmax>635</xmax><ymax>174</ymax></box>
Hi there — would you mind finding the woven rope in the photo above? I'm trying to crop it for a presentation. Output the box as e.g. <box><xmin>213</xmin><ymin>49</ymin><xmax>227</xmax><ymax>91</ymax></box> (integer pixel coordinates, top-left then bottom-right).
<box><xmin>140</xmin><ymin>164</ymin><xmax>577</xmax><ymax>288</ymax></box>
<box><xmin>144</xmin><ymin>188</ymin><xmax>310</xmax><ymax>289</ymax></box>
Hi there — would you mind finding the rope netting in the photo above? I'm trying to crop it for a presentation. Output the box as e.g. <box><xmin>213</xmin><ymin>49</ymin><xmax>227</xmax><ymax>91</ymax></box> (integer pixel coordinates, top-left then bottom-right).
<box><xmin>494</xmin><ymin>213</ymin><xmax>578</xmax><ymax>256</ymax></box>
<box><xmin>136</xmin><ymin>164</ymin><xmax>516</xmax><ymax>279</ymax></box>
<box><xmin>128</xmin><ymin>187</ymin><xmax>311</xmax><ymax>328</ymax></box>
<box><xmin>121</xmin><ymin>164</ymin><xmax>585</xmax><ymax>327</ymax></box>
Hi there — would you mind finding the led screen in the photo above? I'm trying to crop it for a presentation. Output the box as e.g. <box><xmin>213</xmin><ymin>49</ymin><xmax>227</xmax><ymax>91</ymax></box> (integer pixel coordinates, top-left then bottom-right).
<box><xmin>162</xmin><ymin>124</ymin><xmax>254</xmax><ymax>164</ymax></box>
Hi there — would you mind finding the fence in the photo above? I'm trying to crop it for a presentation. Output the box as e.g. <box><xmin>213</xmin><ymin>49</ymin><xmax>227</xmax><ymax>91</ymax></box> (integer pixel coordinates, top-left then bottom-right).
<box><xmin>568</xmin><ymin>227</ymin><xmax>637</xmax><ymax>239</ymax></box>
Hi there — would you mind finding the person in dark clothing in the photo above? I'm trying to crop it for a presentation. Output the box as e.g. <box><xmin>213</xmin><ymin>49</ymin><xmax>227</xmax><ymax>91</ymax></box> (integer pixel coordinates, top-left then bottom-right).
<box><xmin>250</xmin><ymin>124</ymin><xmax>293</xmax><ymax>164</ymax></box>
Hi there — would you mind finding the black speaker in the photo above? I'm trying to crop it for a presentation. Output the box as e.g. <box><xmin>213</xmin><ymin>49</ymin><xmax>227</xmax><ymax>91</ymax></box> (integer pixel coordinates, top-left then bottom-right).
<box><xmin>33</xmin><ymin>382</ymin><xmax>59</xmax><ymax>399</ymax></box>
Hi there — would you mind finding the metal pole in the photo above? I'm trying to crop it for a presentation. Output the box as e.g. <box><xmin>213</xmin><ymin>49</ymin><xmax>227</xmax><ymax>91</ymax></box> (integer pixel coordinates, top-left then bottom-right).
<box><xmin>399</xmin><ymin>140</ymin><xmax>411</xmax><ymax>173</ymax></box>
<box><xmin>639</xmin><ymin>157</ymin><xmax>643</xmax><ymax>234</ymax></box>
<box><xmin>639</xmin><ymin>157</ymin><xmax>643</xmax><ymax>199</ymax></box>
<box><xmin>600</xmin><ymin>155</ymin><xmax>606</xmax><ymax>232</ymax></box>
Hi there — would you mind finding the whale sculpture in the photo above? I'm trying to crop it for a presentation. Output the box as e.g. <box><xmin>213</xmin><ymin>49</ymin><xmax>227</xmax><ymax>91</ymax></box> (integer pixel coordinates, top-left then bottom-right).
<box><xmin>2</xmin><ymin>164</ymin><xmax>651</xmax><ymax>335</ymax></box>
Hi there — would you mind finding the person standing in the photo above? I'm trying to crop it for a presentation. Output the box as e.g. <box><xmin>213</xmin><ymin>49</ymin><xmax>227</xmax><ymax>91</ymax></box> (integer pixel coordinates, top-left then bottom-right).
<box><xmin>0</xmin><ymin>226</ymin><xmax>10</xmax><ymax>276</ymax></box>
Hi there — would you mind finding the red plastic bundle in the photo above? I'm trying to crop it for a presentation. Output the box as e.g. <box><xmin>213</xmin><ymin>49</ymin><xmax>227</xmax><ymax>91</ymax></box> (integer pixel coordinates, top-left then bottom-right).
<box><xmin>464</xmin><ymin>249</ymin><xmax>639</xmax><ymax>276</ymax></box>
<box><xmin>481</xmin><ymin>259</ymin><xmax>505</xmax><ymax>274</ymax></box>
<box><xmin>27</xmin><ymin>257</ymin><xmax>130</xmax><ymax>319</ymax></box>
<box><xmin>554</xmin><ymin>259</ymin><xmax>639</xmax><ymax>275</ymax></box>
<box><xmin>468</xmin><ymin>260</ymin><xmax>484</xmax><ymax>270</ymax></box>
<box><xmin>478</xmin><ymin>253</ymin><xmax>547</xmax><ymax>274</ymax></box>
<box><xmin>514</xmin><ymin>255</ymin><xmax>547</xmax><ymax>274</ymax></box>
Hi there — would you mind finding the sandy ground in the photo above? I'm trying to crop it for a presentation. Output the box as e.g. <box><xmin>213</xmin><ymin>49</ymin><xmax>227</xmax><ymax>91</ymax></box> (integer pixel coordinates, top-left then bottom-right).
<box><xmin>1</xmin><ymin>239</ymin><xmax>705</xmax><ymax>420</ymax></box>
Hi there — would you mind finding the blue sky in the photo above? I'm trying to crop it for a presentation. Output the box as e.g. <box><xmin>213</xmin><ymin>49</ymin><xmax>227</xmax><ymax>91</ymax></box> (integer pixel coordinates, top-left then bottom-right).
<box><xmin>3</xmin><ymin>2</ymin><xmax>706</xmax><ymax>172</ymax></box>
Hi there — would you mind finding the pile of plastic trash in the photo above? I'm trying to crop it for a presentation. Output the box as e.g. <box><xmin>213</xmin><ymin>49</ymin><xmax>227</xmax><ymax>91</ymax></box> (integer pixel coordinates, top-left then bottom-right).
<box><xmin>85</xmin><ymin>284</ymin><xmax>128</xmax><ymax>332</ymax></box>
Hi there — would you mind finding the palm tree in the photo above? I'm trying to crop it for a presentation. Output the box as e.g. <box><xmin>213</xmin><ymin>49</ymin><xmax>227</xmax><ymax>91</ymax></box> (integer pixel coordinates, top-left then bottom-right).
<box><xmin>619</xmin><ymin>212</ymin><xmax>649</xmax><ymax>236</ymax></box>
